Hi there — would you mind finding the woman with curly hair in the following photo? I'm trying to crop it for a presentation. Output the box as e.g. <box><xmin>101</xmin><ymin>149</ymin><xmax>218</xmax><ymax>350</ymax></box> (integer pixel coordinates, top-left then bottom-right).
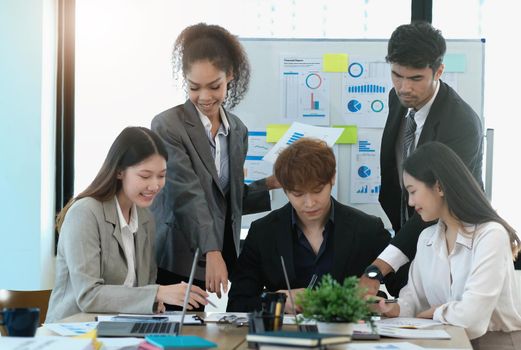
<box><xmin>151</xmin><ymin>23</ymin><xmax>279</xmax><ymax>310</ymax></box>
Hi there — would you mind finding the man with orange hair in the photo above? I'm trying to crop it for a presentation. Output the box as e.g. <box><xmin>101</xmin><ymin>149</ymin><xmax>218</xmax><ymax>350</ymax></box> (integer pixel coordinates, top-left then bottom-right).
<box><xmin>227</xmin><ymin>138</ymin><xmax>393</xmax><ymax>312</ymax></box>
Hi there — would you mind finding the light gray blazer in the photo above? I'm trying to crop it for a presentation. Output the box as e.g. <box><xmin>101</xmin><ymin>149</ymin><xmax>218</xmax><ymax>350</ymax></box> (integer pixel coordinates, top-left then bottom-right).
<box><xmin>151</xmin><ymin>100</ymin><xmax>271</xmax><ymax>280</ymax></box>
<box><xmin>46</xmin><ymin>197</ymin><xmax>159</xmax><ymax>322</ymax></box>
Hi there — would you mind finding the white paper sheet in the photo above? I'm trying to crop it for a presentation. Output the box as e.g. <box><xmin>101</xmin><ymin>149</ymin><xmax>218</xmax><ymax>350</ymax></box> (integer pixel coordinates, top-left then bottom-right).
<box><xmin>0</xmin><ymin>337</ymin><xmax>93</xmax><ymax>350</ymax></box>
<box><xmin>98</xmin><ymin>337</ymin><xmax>142</xmax><ymax>350</ymax></box>
<box><xmin>42</xmin><ymin>322</ymin><xmax>98</xmax><ymax>336</ymax></box>
<box><xmin>353</xmin><ymin>323</ymin><xmax>450</xmax><ymax>339</ymax></box>
<box><xmin>263</xmin><ymin>122</ymin><xmax>343</xmax><ymax>164</ymax></box>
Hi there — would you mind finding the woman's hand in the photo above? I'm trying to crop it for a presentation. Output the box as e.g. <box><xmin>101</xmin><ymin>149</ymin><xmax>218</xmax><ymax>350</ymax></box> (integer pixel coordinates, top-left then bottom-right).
<box><xmin>416</xmin><ymin>306</ymin><xmax>437</xmax><ymax>319</ymax></box>
<box><xmin>367</xmin><ymin>296</ymin><xmax>400</xmax><ymax>318</ymax></box>
<box><xmin>205</xmin><ymin>251</ymin><xmax>228</xmax><ymax>298</ymax></box>
<box><xmin>157</xmin><ymin>282</ymin><xmax>209</xmax><ymax>309</ymax></box>
<box><xmin>155</xmin><ymin>301</ymin><xmax>165</xmax><ymax>314</ymax></box>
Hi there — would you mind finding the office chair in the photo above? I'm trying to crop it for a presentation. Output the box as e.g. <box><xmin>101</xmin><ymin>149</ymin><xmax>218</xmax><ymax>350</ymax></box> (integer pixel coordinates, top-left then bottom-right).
<box><xmin>0</xmin><ymin>289</ymin><xmax>52</xmax><ymax>326</ymax></box>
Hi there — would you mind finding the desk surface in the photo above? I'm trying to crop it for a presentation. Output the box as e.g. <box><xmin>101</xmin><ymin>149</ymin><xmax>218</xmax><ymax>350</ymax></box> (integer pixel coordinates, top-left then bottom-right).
<box><xmin>39</xmin><ymin>313</ymin><xmax>472</xmax><ymax>349</ymax></box>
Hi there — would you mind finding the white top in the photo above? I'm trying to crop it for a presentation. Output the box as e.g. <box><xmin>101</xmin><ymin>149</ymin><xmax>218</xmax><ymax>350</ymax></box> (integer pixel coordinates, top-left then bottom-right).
<box><xmin>397</xmin><ymin>221</ymin><xmax>521</xmax><ymax>339</ymax></box>
<box><xmin>196</xmin><ymin>106</ymin><xmax>230</xmax><ymax>177</ymax></box>
<box><xmin>114</xmin><ymin>196</ymin><xmax>138</xmax><ymax>287</ymax></box>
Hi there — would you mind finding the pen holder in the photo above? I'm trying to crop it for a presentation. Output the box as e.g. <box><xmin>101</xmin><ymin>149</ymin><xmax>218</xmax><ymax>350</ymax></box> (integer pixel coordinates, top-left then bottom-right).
<box><xmin>260</xmin><ymin>292</ymin><xmax>287</xmax><ymax>315</ymax></box>
<box><xmin>248</xmin><ymin>311</ymin><xmax>284</xmax><ymax>333</ymax></box>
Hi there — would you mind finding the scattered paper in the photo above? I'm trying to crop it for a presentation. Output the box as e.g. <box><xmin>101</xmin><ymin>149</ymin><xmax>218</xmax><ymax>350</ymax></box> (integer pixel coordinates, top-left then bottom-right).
<box><xmin>204</xmin><ymin>312</ymin><xmax>250</xmax><ymax>323</ymax></box>
<box><xmin>43</xmin><ymin>322</ymin><xmax>98</xmax><ymax>336</ymax></box>
<box><xmin>0</xmin><ymin>336</ymin><xmax>93</xmax><ymax>350</ymax></box>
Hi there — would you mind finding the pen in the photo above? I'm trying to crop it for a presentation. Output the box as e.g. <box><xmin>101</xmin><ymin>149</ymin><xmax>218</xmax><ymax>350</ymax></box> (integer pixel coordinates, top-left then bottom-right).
<box><xmin>273</xmin><ymin>299</ymin><xmax>283</xmax><ymax>330</ymax></box>
<box><xmin>307</xmin><ymin>274</ymin><xmax>318</xmax><ymax>289</ymax></box>
<box><xmin>369</xmin><ymin>299</ymin><xmax>398</xmax><ymax>304</ymax></box>
<box><xmin>206</xmin><ymin>298</ymin><xmax>217</xmax><ymax>308</ymax></box>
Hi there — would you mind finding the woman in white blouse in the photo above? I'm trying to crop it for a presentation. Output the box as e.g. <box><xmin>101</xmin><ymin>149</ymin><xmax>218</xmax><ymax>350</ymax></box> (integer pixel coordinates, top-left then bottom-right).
<box><xmin>377</xmin><ymin>141</ymin><xmax>521</xmax><ymax>350</ymax></box>
<box><xmin>46</xmin><ymin>127</ymin><xmax>209</xmax><ymax>322</ymax></box>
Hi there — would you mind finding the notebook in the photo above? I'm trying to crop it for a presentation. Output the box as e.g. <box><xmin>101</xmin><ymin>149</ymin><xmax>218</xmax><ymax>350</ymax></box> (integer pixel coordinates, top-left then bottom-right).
<box><xmin>145</xmin><ymin>335</ymin><xmax>217</xmax><ymax>349</ymax></box>
<box><xmin>246</xmin><ymin>331</ymin><xmax>351</xmax><ymax>347</ymax></box>
<box><xmin>97</xmin><ymin>248</ymin><xmax>201</xmax><ymax>337</ymax></box>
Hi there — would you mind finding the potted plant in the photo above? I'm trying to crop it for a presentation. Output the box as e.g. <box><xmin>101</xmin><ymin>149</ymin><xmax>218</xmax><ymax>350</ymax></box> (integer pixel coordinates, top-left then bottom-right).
<box><xmin>296</xmin><ymin>274</ymin><xmax>373</xmax><ymax>335</ymax></box>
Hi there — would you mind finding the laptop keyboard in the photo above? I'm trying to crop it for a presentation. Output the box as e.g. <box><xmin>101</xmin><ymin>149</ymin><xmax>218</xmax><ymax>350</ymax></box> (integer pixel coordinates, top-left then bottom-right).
<box><xmin>131</xmin><ymin>321</ymin><xmax>176</xmax><ymax>334</ymax></box>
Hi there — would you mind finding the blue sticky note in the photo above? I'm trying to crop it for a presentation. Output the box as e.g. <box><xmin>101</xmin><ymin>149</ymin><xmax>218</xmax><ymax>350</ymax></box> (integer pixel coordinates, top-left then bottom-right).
<box><xmin>444</xmin><ymin>54</ymin><xmax>466</xmax><ymax>72</ymax></box>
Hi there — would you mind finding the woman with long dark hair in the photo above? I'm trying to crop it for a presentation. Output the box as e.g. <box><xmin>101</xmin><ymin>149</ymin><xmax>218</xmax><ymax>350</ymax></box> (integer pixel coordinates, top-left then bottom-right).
<box><xmin>377</xmin><ymin>141</ymin><xmax>521</xmax><ymax>349</ymax></box>
<box><xmin>46</xmin><ymin>127</ymin><xmax>208</xmax><ymax>322</ymax></box>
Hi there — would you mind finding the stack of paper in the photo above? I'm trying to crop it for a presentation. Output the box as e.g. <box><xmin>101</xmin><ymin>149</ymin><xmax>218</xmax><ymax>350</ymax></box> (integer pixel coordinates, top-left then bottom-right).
<box><xmin>353</xmin><ymin>317</ymin><xmax>451</xmax><ymax>340</ymax></box>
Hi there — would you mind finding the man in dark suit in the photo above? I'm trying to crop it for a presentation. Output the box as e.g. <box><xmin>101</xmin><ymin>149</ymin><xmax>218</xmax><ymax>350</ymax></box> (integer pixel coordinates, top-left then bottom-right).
<box><xmin>227</xmin><ymin>138</ymin><xmax>393</xmax><ymax>312</ymax></box>
<box><xmin>360</xmin><ymin>22</ymin><xmax>483</xmax><ymax>296</ymax></box>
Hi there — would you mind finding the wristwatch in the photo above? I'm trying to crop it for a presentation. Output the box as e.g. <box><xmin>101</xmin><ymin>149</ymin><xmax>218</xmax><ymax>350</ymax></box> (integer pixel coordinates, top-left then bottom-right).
<box><xmin>363</xmin><ymin>265</ymin><xmax>384</xmax><ymax>283</ymax></box>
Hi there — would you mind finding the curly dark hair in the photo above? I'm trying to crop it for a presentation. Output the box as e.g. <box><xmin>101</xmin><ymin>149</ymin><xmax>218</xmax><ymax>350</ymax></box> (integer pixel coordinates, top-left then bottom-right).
<box><xmin>386</xmin><ymin>21</ymin><xmax>446</xmax><ymax>73</ymax></box>
<box><xmin>172</xmin><ymin>23</ymin><xmax>250</xmax><ymax>110</ymax></box>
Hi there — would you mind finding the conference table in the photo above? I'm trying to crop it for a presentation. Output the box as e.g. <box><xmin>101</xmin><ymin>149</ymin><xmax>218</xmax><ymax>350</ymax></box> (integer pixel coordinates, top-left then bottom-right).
<box><xmin>39</xmin><ymin>312</ymin><xmax>473</xmax><ymax>349</ymax></box>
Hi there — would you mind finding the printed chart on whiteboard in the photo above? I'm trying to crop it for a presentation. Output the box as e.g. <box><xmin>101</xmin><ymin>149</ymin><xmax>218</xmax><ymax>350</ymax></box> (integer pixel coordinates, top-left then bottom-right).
<box><xmin>244</xmin><ymin>131</ymin><xmax>273</xmax><ymax>184</ymax></box>
<box><xmin>350</xmin><ymin>129</ymin><xmax>382</xmax><ymax>204</ymax></box>
<box><xmin>342</xmin><ymin>56</ymin><xmax>392</xmax><ymax>128</ymax></box>
<box><xmin>281</xmin><ymin>56</ymin><xmax>330</xmax><ymax>126</ymax></box>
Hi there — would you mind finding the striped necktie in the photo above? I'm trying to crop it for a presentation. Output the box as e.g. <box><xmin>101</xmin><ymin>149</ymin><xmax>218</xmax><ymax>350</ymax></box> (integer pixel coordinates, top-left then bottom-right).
<box><xmin>402</xmin><ymin>109</ymin><xmax>417</xmax><ymax>160</ymax></box>
<box><xmin>401</xmin><ymin>109</ymin><xmax>417</xmax><ymax>226</ymax></box>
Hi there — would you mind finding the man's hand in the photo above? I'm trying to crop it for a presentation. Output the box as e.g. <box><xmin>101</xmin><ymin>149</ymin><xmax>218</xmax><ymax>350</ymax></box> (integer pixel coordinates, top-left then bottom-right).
<box><xmin>265</xmin><ymin>175</ymin><xmax>281</xmax><ymax>190</ymax></box>
<box><xmin>205</xmin><ymin>251</ymin><xmax>228</xmax><ymax>298</ymax></box>
<box><xmin>359</xmin><ymin>274</ymin><xmax>381</xmax><ymax>296</ymax></box>
<box><xmin>359</xmin><ymin>259</ymin><xmax>395</xmax><ymax>296</ymax></box>
<box><xmin>369</xmin><ymin>297</ymin><xmax>400</xmax><ymax>318</ymax></box>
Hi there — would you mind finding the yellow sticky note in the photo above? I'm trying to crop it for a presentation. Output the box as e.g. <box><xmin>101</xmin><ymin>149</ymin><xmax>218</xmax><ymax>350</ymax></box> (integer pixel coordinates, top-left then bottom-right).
<box><xmin>323</xmin><ymin>53</ymin><xmax>349</xmax><ymax>72</ymax></box>
<box><xmin>333</xmin><ymin>125</ymin><xmax>358</xmax><ymax>144</ymax></box>
<box><xmin>266</xmin><ymin>124</ymin><xmax>290</xmax><ymax>143</ymax></box>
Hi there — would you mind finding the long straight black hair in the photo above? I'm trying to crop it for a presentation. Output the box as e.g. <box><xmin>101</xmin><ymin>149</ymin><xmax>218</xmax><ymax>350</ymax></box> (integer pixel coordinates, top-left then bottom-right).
<box><xmin>403</xmin><ymin>141</ymin><xmax>520</xmax><ymax>259</ymax></box>
<box><xmin>56</xmin><ymin>127</ymin><xmax>168</xmax><ymax>231</ymax></box>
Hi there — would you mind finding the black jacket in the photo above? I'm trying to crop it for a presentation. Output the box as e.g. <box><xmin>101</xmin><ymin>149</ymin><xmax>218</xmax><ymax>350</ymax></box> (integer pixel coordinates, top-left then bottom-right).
<box><xmin>227</xmin><ymin>198</ymin><xmax>395</xmax><ymax>312</ymax></box>
<box><xmin>379</xmin><ymin>81</ymin><xmax>483</xmax><ymax>263</ymax></box>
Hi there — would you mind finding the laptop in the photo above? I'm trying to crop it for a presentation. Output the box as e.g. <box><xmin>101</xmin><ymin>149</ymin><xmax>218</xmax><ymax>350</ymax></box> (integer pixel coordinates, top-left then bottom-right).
<box><xmin>97</xmin><ymin>248</ymin><xmax>201</xmax><ymax>337</ymax></box>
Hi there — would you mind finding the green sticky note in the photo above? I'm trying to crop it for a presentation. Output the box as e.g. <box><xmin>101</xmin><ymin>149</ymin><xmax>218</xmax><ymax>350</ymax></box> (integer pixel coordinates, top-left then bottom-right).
<box><xmin>323</xmin><ymin>53</ymin><xmax>349</xmax><ymax>72</ymax></box>
<box><xmin>266</xmin><ymin>124</ymin><xmax>290</xmax><ymax>143</ymax></box>
<box><xmin>333</xmin><ymin>125</ymin><xmax>358</xmax><ymax>144</ymax></box>
<box><xmin>444</xmin><ymin>54</ymin><xmax>466</xmax><ymax>72</ymax></box>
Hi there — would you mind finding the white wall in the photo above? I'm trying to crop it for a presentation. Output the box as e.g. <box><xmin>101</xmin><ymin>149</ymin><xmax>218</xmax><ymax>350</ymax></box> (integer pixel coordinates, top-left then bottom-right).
<box><xmin>0</xmin><ymin>0</ymin><xmax>56</xmax><ymax>289</ymax></box>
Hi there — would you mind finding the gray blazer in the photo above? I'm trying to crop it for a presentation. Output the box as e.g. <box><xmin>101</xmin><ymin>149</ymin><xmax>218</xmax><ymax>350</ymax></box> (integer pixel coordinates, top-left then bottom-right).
<box><xmin>46</xmin><ymin>197</ymin><xmax>159</xmax><ymax>322</ymax></box>
<box><xmin>151</xmin><ymin>100</ymin><xmax>271</xmax><ymax>280</ymax></box>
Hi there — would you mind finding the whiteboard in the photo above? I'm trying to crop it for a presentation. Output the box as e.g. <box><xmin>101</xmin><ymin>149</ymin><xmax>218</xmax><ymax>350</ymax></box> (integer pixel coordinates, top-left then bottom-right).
<box><xmin>236</xmin><ymin>38</ymin><xmax>485</xmax><ymax>229</ymax></box>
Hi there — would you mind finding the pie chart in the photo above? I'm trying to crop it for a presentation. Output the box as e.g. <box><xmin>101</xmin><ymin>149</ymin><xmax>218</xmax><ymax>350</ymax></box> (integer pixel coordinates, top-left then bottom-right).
<box><xmin>358</xmin><ymin>166</ymin><xmax>371</xmax><ymax>178</ymax></box>
<box><xmin>347</xmin><ymin>99</ymin><xmax>362</xmax><ymax>112</ymax></box>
